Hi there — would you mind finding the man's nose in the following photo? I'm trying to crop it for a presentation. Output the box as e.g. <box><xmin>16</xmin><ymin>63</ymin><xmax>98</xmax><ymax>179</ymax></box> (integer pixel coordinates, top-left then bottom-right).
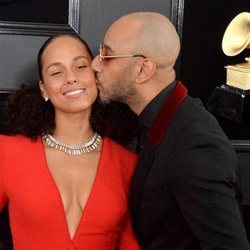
<box><xmin>91</xmin><ymin>56</ymin><xmax>102</xmax><ymax>72</ymax></box>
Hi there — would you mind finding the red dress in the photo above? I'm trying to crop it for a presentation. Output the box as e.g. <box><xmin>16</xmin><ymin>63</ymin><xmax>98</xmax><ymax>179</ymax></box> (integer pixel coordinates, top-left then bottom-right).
<box><xmin>0</xmin><ymin>135</ymin><xmax>139</xmax><ymax>250</ymax></box>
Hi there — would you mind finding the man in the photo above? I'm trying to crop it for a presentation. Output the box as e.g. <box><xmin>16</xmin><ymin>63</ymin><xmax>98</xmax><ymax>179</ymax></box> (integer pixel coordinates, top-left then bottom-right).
<box><xmin>91</xmin><ymin>12</ymin><xmax>250</xmax><ymax>249</ymax></box>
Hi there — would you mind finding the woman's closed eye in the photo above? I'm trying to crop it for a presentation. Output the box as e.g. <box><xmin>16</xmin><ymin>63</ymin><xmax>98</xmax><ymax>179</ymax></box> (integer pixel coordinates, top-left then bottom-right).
<box><xmin>76</xmin><ymin>64</ymin><xmax>87</xmax><ymax>70</ymax></box>
<box><xmin>50</xmin><ymin>71</ymin><xmax>63</xmax><ymax>76</ymax></box>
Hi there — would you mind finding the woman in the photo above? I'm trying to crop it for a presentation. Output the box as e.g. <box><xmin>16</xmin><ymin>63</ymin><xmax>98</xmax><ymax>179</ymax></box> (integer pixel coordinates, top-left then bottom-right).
<box><xmin>0</xmin><ymin>33</ymin><xmax>139</xmax><ymax>249</ymax></box>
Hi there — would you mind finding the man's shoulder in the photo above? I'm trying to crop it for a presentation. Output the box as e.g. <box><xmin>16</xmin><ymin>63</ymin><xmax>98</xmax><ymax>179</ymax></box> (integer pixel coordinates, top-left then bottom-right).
<box><xmin>104</xmin><ymin>136</ymin><xmax>137</xmax><ymax>157</ymax></box>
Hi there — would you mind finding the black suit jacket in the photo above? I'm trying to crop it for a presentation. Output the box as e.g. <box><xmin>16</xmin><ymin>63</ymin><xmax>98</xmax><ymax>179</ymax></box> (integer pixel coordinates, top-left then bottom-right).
<box><xmin>130</xmin><ymin>82</ymin><xmax>250</xmax><ymax>249</ymax></box>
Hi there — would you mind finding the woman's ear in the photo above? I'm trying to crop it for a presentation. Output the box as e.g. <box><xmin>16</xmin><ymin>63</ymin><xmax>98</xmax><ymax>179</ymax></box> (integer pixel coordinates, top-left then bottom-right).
<box><xmin>135</xmin><ymin>58</ymin><xmax>157</xmax><ymax>83</ymax></box>
<box><xmin>39</xmin><ymin>81</ymin><xmax>49</xmax><ymax>101</ymax></box>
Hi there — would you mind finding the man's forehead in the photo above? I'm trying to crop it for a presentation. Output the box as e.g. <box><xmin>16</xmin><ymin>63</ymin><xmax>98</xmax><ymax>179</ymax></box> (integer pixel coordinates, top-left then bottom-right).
<box><xmin>103</xmin><ymin>34</ymin><xmax>121</xmax><ymax>52</ymax></box>
<box><xmin>105</xmin><ymin>30</ymin><xmax>135</xmax><ymax>48</ymax></box>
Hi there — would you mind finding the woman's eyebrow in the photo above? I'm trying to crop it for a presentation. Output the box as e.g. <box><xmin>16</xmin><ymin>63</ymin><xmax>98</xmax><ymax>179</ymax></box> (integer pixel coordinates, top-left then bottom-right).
<box><xmin>46</xmin><ymin>55</ymin><xmax>89</xmax><ymax>70</ymax></box>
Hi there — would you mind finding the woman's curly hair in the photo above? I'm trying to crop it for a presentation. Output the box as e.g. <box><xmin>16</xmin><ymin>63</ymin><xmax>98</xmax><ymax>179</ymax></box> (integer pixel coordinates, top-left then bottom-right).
<box><xmin>5</xmin><ymin>82</ymin><xmax>139</xmax><ymax>146</ymax></box>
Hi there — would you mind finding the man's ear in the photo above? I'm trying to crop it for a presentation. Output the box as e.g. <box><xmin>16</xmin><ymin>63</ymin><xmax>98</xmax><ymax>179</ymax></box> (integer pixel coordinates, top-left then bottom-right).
<box><xmin>135</xmin><ymin>58</ymin><xmax>156</xmax><ymax>83</ymax></box>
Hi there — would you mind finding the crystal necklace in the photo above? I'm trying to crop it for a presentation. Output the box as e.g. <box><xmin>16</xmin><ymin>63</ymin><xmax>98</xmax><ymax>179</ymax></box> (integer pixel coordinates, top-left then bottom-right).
<box><xmin>43</xmin><ymin>132</ymin><xmax>102</xmax><ymax>155</ymax></box>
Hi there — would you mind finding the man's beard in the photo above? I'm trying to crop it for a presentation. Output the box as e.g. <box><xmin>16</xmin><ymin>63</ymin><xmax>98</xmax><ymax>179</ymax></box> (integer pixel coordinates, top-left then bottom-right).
<box><xmin>98</xmin><ymin>68</ymin><xmax>136</xmax><ymax>105</ymax></box>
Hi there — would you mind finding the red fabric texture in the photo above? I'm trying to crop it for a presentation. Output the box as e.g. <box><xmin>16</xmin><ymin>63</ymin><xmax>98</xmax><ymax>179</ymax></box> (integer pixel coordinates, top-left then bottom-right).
<box><xmin>149</xmin><ymin>81</ymin><xmax>188</xmax><ymax>148</ymax></box>
<box><xmin>0</xmin><ymin>135</ymin><xmax>139</xmax><ymax>250</ymax></box>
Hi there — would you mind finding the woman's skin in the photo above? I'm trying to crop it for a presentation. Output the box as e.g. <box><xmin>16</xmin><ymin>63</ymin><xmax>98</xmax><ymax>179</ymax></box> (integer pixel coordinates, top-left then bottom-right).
<box><xmin>39</xmin><ymin>35</ymin><xmax>101</xmax><ymax>240</ymax></box>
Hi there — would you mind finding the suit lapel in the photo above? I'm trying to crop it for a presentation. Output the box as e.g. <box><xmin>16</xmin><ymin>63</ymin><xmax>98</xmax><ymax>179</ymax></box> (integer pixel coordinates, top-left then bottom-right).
<box><xmin>149</xmin><ymin>81</ymin><xmax>188</xmax><ymax>148</ymax></box>
<box><xmin>130</xmin><ymin>82</ymin><xmax>188</xmax><ymax>212</ymax></box>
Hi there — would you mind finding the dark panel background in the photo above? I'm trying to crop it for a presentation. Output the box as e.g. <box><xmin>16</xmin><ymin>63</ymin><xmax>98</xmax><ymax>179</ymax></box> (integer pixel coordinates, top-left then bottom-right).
<box><xmin>0</xmin><ymin>0</ymin><xmax>171</xmax><ymax>90</ymax></box>
<box><xmin>0</xmin><ymin>0</ymin><xmax>68</xmax><ymax>23</ymax></box>
<box><xmin>179</xmin><ymin>0</ymin><xmax>249</xmax><ymax>103</ymax></box>
<box><xmin>178</xmin><ymin>0</ymin><xmax>250</xmax><ymax>140</ymax></box>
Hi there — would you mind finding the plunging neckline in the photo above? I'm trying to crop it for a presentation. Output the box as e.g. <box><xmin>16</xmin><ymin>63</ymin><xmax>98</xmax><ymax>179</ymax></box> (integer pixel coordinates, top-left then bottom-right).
<box><xmin>40</xmin><ymin>136</ymin><xmax>104</xmax><ymax>241</ymax></box>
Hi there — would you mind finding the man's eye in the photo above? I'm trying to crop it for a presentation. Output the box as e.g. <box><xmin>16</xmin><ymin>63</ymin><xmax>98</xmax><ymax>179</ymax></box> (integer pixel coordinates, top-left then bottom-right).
<box><xmin>101</xmin><ymin>57</ymin><xmax>113</xmax><ymax>62</ymax></box>
<box><xmin>103</xmin><ymin>58</ymin><xmax>112</xmax><ymax>61</ymax></box>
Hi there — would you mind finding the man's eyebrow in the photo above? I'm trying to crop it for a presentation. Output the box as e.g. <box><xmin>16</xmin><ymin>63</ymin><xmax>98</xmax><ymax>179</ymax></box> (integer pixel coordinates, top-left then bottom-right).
<box><xmin>103</xmin><ymin>44</ymin><xmax>114</xmax><ymax>53</ymax></box>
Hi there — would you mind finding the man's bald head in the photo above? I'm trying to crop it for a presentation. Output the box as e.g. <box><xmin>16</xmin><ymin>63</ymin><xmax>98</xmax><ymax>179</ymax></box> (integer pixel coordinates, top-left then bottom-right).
<box><xmin>106</xmin><ymin>12</ymin><xmax>180</xmax><ymax>68</ymax></box>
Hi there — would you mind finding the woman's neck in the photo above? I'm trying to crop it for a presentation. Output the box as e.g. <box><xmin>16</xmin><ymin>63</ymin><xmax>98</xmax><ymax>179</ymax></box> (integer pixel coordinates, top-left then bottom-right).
<box><xmin>53</xmin><ymin>112</ymin><xmax>94</xmax><ymax>145</ymax></box>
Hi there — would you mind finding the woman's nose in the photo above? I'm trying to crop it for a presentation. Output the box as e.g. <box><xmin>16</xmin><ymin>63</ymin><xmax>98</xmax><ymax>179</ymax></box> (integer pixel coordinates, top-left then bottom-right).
<box><xmin>67</xmin><ymin>79</ymin><xmax>77</xmax><ymax>84</ymax></box>
<box><xmin>66</xmin><ymin>71</ymin><xmax>77</xmax><ymax>84</ymax></box>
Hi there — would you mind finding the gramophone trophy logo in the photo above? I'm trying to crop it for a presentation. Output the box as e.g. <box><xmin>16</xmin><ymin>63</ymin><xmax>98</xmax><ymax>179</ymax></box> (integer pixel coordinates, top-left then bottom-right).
<box><xmin>222</xmin><ymin>12</ymin><xmax>250</xmax><ymax>90</ymax></box>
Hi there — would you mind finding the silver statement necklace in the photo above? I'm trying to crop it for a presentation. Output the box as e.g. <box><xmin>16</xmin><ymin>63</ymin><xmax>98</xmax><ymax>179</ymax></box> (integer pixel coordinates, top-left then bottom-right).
<box><xmin>43</xmin><ymin>132</ymin><xmax>102</xmax><ymax>155</ymax></box>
